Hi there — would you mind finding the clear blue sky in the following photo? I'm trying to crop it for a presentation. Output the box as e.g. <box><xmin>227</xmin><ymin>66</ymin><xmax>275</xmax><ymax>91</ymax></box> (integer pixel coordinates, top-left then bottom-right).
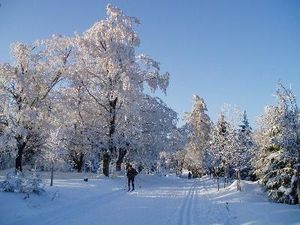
<box><xmin>1</xmin><ymin>0</ymin><xmax>300</xmax><ymax>127</ymax></box>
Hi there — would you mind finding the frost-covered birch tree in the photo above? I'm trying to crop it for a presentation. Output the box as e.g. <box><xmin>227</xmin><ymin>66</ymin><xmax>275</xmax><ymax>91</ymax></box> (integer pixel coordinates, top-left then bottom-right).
<box><xmin>71</xmin><ymin>5</ymin><xmax>169</xmax><ymax>176</ymax></box>
<box><xmin>125</xmin><ymin>95</ymin><xmax>178</xmax><ymax>170</ymax></box>
<box><xmin>183</xmin><ymin>95</ymin><xmax>212</xmax><ymax>176</ymax></box>
<box><xmin>0</xmin><ymin>36</ymin><xmax>72</xmax><ymax>172</ymax></box>
<box><xmin>0</xmin><ymin>4</ymin><xmax>174</xmax><ymax>177</ymax></box>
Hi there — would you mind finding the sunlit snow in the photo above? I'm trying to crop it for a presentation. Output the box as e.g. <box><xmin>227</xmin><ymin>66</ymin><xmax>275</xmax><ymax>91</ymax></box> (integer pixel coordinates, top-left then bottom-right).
<box><xmin>0</xmin><ymin>172</ymin><xmax>299</xmax><ymax>225</ymax></box>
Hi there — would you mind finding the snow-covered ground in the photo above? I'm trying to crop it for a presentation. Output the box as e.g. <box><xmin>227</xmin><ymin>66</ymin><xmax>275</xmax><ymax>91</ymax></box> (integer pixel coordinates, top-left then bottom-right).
<box><xmin>0</xmin><ymin>171</ymin><xmax>300</xmax><ymax>225</ymax></box>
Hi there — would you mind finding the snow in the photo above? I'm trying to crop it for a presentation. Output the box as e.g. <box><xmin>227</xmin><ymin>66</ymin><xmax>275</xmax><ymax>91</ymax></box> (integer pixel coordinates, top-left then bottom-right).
<box><xmin>0</xmin><ymin>173</ymin><xmax>300</xmax><ymax>225</ymax></box>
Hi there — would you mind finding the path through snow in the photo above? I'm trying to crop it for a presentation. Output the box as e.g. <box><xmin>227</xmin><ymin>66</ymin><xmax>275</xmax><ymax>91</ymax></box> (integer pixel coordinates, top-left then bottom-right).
<box><xmin>0</xmin><ymin>173</ymin><xmax>300</xmax><ymax>225</ymax></box>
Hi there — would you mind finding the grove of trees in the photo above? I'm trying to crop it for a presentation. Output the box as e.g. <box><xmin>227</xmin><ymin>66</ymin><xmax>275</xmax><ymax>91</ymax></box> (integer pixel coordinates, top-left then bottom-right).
<box><xmin>0</xmin><ymin>4</ymin><xmax>299</xmax><ymax>205</ymax></box>
<box><xmin>0</xmin><ymin>5</ymin><xmax>178</xmax><ymax>177</ymax></box>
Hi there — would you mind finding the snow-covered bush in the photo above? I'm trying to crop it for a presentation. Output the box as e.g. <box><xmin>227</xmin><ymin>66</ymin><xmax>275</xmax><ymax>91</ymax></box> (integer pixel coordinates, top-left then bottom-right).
<box><xmin>254</xmin><ymin>150</ymin><xmax>298</xmax><ymax>204</ymax></box>
<box><xmin>0</xmin><ymin>171</ymin><xmax>45</xmax><ymax>194</ymax></box>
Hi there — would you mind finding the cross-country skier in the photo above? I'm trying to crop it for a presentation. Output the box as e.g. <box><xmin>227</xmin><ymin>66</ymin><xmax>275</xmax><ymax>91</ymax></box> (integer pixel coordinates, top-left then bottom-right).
<box><xmin>126</xmin><ymin>164</ymin><xmax>138</xmax><ymax>191</ymax></box>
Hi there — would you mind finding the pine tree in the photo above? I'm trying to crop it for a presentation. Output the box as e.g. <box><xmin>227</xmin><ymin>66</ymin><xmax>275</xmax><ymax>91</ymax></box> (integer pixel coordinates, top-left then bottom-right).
<box><xmin>209</xmin><ymin>113</ymin><xmax>236</xmax><ymax>179</ymax></box>
<box><xmin>235</xmin><ymin>110</ymin><xmax>255</xmax><ymax>178</ymax></box>
<box><xmin>254</xmin><ymin>83</ymin><xmax>300</xmax><ymax>204</ymax></box>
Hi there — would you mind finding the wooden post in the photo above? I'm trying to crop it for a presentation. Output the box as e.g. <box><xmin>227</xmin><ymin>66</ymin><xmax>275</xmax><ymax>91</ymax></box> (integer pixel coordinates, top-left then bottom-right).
<box><xmin>50</xmin><ymin>161</ymin><xmax>54</xmax><ymax>186</ymax></box>
<box><xmin>296</xmin><ymin>164</ymin><xmax>300</xmax><ymax>208</ymax></box>
<box><xmin>237</xmin><ymin>169</ymin><xmax>241</xmax><ymax>191</ymax></box>
<box><xmin>224</xmin><ymin>166</ymin><xmax>226</xmax><ymax>188</ymax></box>
<box><xmin>295</xmin><ymin>148</ymin><xmax>300</xmax><ymax>208</ymax></box>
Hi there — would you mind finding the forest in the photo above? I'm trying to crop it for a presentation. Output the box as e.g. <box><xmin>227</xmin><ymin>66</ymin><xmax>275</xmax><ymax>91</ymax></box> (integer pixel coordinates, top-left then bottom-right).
<box><xmin>0</xmin><ymin>4</ymin><xmax>299</xmax><ymax>207</ymax></box>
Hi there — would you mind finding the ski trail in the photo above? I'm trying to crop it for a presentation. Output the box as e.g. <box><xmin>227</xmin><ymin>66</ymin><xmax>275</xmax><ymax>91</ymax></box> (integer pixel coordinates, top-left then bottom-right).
<box><xmin>175</xmin><ymin>181</ymin><xmax>197</xmax><ymax>225</ymax></box>
<box><xmin>186</xmin><ymin>185</ymin><xmax>196</xmax><ymax>225</ymax></box>
<box><xmin>173</xmin><ymin>177</ymin><xmax>233</xmax><ymax>225</ymax></box>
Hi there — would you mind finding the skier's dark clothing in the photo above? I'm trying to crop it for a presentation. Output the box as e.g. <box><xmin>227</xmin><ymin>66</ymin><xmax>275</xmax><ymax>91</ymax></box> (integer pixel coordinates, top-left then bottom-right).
<box><xmin>188</xmin><ymin>172</ymin><xmax>192</xmax><ymax>179</ymax></box>
<box><xmin>127</xmin><ymin>165</ymin><xmax>138</xmax><ymax>191</ymax></box>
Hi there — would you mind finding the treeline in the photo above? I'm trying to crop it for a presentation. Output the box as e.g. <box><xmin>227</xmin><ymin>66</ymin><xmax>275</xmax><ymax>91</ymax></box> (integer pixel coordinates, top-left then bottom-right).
<box><xmin>158</xmin><ymin>84</ymin><xmax>299</xmax><ymax>204</ymax></box>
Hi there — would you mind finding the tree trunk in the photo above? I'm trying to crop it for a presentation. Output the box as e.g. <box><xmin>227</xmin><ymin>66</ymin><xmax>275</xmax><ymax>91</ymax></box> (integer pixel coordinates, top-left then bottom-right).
<box><xmin>15</xmin><ymin>137</ymin><xmax>27</xmax><ymax>172</ymax></box>
<box><xmin>103</xmin><ymin>97</ymin><xmax>118</xmax><ymax>176</ymax></box>
<box><xmin>71</xmin><ymin>151</ymin><xmax>84</xmax><ymax>172</ymax></box>
<box><xmin>116</xmin><ymin>148</ymin><xmax>127</xmax><ymax>171</ymax></box>
<box><xmin>77</xmin><ymin>153</ymin><xmax>84</xmax><ymax>172</ymax></box>
<box><xmin>50</xmin><ymin>161</ymin><xmax>54</xmax><ymax>186</ymax></box>
<box><xmin>15</xmin><ymin>153</ymin><xmax>22</xmax><ymax>172</ymax></box>
<box><xmin>103</xmin><ymin>152</ymin><xmax>110</xmax><ymax>176</ymax></box>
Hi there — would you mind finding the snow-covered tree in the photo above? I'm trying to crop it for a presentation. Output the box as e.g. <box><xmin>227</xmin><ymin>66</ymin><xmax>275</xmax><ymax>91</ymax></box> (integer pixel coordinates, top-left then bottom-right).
<box><xmin>70</xmin><ymin>5</ymin><xmax>169</xmax><ymax>176</ymax></box>
<box><xmin>0</xmin><ymin>5</ymin><xmax>175</xmax><ymax>178</ymax></box>
<box><xmin>183</xmin><ymin>95</ymin><xmax>212</xmax><ymax>176</ymax></box>
<box><xmin>42</xmin><ymin>127</ymin><xmax>66</xmax><ymax>186</ymax></box>
<box><xmin>125</xmin><ymin>95</ymin><xmax>178</xmax><ymax>170</ymax></box>
<box><xmin>0</xmin><ymin>36</ymin><xmax>72</xmax><ymax>172</ymax></box>
<box><xmin>254</xmin><ymin>83</ymin><xmax>300</xmax><ymax>204</ymax></box>
<box><xmin>209</xmin><ymin>112</ymin><xmax>236</xmax><ymax>178</ymax></box>
<box><xmin>234</xmin><ymin>111</ymin><xmax>256</xmax><ymax>178</ymax></box>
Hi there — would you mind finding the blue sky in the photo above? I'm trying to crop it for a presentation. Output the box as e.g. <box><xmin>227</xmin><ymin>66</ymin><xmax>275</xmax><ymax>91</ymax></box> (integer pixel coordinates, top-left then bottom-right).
<box><xmin>1</xmin><ymin>0</ymin><xmax>300</xmax><ymax>127</ymax></box>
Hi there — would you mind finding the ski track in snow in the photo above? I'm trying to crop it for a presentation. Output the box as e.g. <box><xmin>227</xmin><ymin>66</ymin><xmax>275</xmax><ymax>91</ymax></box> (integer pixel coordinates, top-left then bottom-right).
<box><xmin>172</xmin><ymin>177</ymin><xmax>232</xmax><ymax>225</ymax></box>
<box><xmin>2</xmin><ymin>175</ymin><xmax>300</xmax><ymax>225</ymax></box>
<box><xmin>176</xmin><ymin>181</ymin><xmax>196</xmax><ymax>225</ymax></box>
